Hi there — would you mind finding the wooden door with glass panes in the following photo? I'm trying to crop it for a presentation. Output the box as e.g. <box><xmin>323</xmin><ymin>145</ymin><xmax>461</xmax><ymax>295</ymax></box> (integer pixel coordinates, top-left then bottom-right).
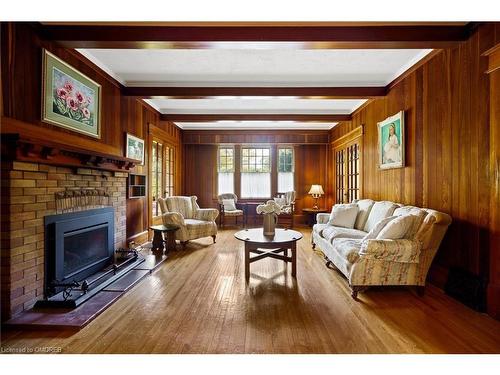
<box><xmin>151</xmin><ymin>138</ymin><xmax>176</xmax><ymax>218</ymax></box>
<box><xmin>332</xmin><ymin>127</ymin><xmax>363</xmax><ymax>204</ymax></box>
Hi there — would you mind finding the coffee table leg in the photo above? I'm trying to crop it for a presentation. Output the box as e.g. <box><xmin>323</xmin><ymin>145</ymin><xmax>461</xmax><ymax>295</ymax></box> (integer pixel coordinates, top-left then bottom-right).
<box><xmin>152</xmin><ymin>230</ymin><xmax>164</xmax><ymax>253</ymax></box>
<box><xmin>291</xmin><ymin>243</ymin><xmax>297</xmax><ymax>277</ymax></box>
<box><xmin>245</xmin><ymin>243</ymin><xmax>250</xmax><ymax>281</ymax></box>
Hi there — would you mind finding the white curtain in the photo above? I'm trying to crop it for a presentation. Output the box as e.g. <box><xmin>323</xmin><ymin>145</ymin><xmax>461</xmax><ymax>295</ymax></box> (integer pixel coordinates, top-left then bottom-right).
<box><xmin>241</xmin><ymin>173</ymin><xmax>271</xmax><ymax>198</ymax></box>
<box><xmin>278</xmin><ymin>172</ymin><xmax>294</xmax><ymax>193</ymax></box>
<box><xmin>218</xmin><ymin>172</ymin><xmax>234</xmax><ymax>194</ymax></box>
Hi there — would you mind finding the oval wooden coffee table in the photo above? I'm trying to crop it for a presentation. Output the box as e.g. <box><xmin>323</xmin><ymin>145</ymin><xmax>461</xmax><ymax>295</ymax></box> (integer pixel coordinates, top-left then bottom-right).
<box><xmin>234</xmin><ymin>228</ymin><xmax>303</xmax><ymax>281</ymax></box>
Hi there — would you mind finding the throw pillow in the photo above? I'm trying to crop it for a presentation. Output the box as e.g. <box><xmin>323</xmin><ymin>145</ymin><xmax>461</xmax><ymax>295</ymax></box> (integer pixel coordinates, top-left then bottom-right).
<box><xmin>327</xmin><ymin>203</ymin><xmax>359</xmax><ymax>229</ymax></box>
<box><xmin>376</xmin><ymin>214</ymin><xmax>417</xmax><ymax>240</ymax></box>
<box><xmin>273</xmin><ymin>197</ymin><xmax>286</xmax><ymax>207</ymax></box>
<box><xmin>222</xmin><ymin>198</ymin><xmax>237</xmax><ymax>212</ymax></box>
<box><xmin>363</xmin><ymin>215</ymin><xmax>397</xmax><ymax>240</ymax></box>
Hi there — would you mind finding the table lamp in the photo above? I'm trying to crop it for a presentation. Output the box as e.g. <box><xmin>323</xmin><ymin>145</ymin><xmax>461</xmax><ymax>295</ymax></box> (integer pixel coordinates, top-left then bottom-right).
<box><xmin>308</xmin><ymin>184</ymin><xmax>324</xmax><ymax>209</ymax></box>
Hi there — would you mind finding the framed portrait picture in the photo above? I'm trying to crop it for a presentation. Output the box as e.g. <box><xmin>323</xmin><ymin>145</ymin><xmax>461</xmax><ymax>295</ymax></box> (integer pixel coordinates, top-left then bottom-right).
<box><xmin>42</xmin><ymin>49</ymin><xmax>102</xmax><ymax>138</ymax></box>
<box><xmin>126</xmin><ymin>133</ymin><xmax>145</xmax><ymax>165</ymax></box>
<box><xmin>377</xmin><ymin>111</ymin><xmax>405</xmax><ymax>170</ymax></box>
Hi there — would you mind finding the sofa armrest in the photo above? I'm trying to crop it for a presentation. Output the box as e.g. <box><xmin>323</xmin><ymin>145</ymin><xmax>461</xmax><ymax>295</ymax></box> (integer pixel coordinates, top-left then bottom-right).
<box><xmin>162</xmin><ymin>212</ymin><xmax>185</xmax><ymax>227</ymax></box>
<box><xmin>316</xmin><ymin>213</ymin><xmax>330</xmax><ymax>224</ymax></box>
<box><xmin>194</xmin><ymin>208</ymin><xmax>219</xmax><ymax>222</ymax></box>
<box><xmin>359</xmin><ymin>239</ymin><xmax>421</xmax><ymax>263</ymax></box>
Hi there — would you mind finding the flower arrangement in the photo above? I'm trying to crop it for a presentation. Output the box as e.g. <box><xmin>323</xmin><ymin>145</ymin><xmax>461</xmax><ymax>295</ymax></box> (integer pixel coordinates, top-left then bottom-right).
<box><xmin>53</xmin><ymin>79</ymin><xmax>93</xmax><ymax>125</ymax></box>
<box><xmin>256</xmin><ymin>200</ymin><xmax>282</xmax><ymax>215</ymax></box>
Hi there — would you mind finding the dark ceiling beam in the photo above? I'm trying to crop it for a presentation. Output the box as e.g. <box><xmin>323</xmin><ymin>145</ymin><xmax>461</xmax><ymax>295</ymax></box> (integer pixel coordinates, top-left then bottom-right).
<box><xmin>123</xmin><ymin>86</ymin><xmax>386</xmax><ymax>99</ymax></box>
<box><xmin>39</xmin><ymin>24</ymin><xmax>470</xmax><ymax>49</ymax></box>
<box><xmin>159</xmin><ymin>114</ymin><xmax>351</xmax><ymax>122</ymax></box>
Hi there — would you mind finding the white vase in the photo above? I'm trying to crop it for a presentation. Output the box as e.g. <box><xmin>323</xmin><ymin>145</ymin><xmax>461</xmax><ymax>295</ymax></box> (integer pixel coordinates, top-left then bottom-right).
<box><xmin>263</xmin><ymin>213</ymin><xmax>278</xmax><ymax>236</ymax></box>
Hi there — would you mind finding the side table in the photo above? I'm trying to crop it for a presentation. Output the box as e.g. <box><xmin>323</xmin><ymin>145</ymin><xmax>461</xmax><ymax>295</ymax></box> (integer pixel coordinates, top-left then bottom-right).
<box><xmin>150</xmin><ymin>224</ymin><xmax>180</xmax><ymax>254</ymax></box>
<box><xmin>302</xmin><ymin>208</ymin><xmax>329</xmax><ymax>227</ymax></box>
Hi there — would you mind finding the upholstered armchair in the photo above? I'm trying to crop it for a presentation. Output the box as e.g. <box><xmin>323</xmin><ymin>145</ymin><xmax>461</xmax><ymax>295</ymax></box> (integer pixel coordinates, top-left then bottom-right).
<box><xmin>274</xmin><ymin>191</ymin><xmax>296</xmax><ymax>228</ymax></box>
<box><xmin>158</xmin><ymin>196</ymin><xmax>219</xmax><ymax>249</ymax></box>
<box><xmin>217</xmin><ymin>193</ymin><xmax>246</xmax><ymax>227</ymax></box>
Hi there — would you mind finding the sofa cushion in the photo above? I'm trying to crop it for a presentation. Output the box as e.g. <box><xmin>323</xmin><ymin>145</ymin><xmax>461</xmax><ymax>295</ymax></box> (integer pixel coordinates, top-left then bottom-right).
<box><xmin>331</xmin><ymin>238</ymin><xmax>363</xmax><ymax>263</ymax></box>
<box><xmin>363</xmin><ymin>201</ymin><xmax>398</xmax><ymax>232</ymax></box>
<box><xmin>376</xmin><ymin>214</ymin><xmax>416</xmax><ymax>240</ymax></box>
<box><xmin>354</xmin><ymin>199</ymin><xmax>375</xmax><ymax>230</ymax></box>
<box><xmin>327</xmin><ymin>203</ymin><xmax>359</xmax><ymax>228</ymax></box>
<box><xmin>394</xmin><ymin>206</ymin><xmax>428</xmax><ymax>239</ymax></box>
<box><xmin>322</xmin><ymin>226</ymin><xmax>367</xmax><ymax>243</ymax></box>
<box><xmin>363</xmin><ymin>215</ymin><xmax>397</xmax><ymax>240</ymax></box>
<box><xmin>222</xmin><ymin>198</ymin><xmax>237</xmax><ymax>212</ymax></box>
<box><xmin>184</xmin><ymin>218</ymin><xmax>215</xmax><ymax>235</ymax></box>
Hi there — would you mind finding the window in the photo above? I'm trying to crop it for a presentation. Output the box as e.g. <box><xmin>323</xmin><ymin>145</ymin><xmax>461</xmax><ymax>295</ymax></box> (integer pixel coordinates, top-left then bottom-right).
<box><xmin>217</xmin><ymin>147</ymin><xmax>235</xmax><ymax>194</ymax></box>
<box><xmin>151</xmin><ymin>141</ymin><xmax>163</xmax><ymax>217</ymax></box>
<box><xmin>278</xmin><ymin>147</ymin><xmax>294</xmax><ymax>193</ymax></box>
<box><xmin>241</xmin><ymin>147</ymin><xmax>271</xmax><ymax>198</ymax></box>
<box><xmin>165</xmin><ymin>146</ymin><xmax>174</xmax><ymax>197</ymax></box>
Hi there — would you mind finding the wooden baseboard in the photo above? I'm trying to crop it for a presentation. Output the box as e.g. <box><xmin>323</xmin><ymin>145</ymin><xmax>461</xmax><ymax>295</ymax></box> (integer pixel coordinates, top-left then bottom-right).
<box><xmin>127</xmin><ymin>230</ymin><xmax>149</xmax><ymax>247</ymax></box>
<box><xmin>487</xmin><ymin>283</ymin><xmax>500</xmax><ymax>320</ymax></box>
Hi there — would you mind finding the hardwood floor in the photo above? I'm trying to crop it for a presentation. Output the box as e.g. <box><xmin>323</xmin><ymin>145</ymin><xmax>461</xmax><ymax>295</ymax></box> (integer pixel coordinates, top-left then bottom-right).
<box><xmin>1</xmin><ymin>228</ymin><xmax>499</xmax><ymax>354</ymax></box>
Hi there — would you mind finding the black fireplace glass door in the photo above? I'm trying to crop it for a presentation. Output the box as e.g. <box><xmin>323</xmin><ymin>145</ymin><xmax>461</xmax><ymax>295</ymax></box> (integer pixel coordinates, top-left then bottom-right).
<box><xmin>63</xmin><ymin>225</ymin><xmax>108</xmax><ymax>279</ymax></box>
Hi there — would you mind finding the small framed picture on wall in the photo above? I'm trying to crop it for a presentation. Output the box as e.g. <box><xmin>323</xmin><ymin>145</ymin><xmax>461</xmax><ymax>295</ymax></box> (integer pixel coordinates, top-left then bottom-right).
<box><xmin>125</xmin><ymin>133</ymin><xmax>145</xmax><ymax>165</ymax></box>
<box><xmin>377</xmin><ymin>110</ymin><xmax>405</xmax><ymax>170</ymax></box>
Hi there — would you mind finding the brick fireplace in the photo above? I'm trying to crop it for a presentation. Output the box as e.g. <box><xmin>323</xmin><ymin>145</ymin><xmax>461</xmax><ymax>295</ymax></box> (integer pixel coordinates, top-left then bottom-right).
<box><xmin>1</xmin><ymin>161</ymin><xmax>127</xmax><ymax>320</ymax></box>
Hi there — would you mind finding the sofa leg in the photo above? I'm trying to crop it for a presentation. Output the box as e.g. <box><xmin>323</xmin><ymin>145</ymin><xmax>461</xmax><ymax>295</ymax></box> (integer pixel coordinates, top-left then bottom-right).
<box><xmin>312</xmin><ymin>242</ymin><xmax>316</xmax><ymax>250</ymax></box>
<box><xmin>416</xmin><ymin>286</ymin><xmax>425</xmax><ymax>297</ymax></box>
<box><xmin>212</xmin><ymin>235</ymin><xmax>216</xmax><ymax>243</ymax></box>
<box><xmin>325</xmin><ymin>260</ymin><xmax>335</xmax><ymax>269</ymax></box>
<box><xmin>351</xmin><ymin>286</ymin><xmax>362</xmax><ymax>301</ymax></box>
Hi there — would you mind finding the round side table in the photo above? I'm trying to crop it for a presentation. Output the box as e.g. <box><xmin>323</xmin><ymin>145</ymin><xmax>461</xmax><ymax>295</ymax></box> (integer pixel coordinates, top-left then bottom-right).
<box><xmin>150</xmin><ymin>224</ymin><xmax>179</xmax><ymax>254</ymax></box>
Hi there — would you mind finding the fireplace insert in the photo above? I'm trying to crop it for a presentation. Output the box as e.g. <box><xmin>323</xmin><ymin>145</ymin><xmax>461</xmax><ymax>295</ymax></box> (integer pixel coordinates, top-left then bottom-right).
<box><xmin>44</xmin><ymin>207</ymin><xmax>115</xmax><ymax>297</ymax></box>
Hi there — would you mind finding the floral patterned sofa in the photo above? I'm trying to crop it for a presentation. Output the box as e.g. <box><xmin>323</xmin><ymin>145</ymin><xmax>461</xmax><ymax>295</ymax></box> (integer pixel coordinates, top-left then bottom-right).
<box><xmin>158</xmin><ymin>196</ymin><xmax>219</xmax><ymax>248</ymax></box>
<box><xmin>311</xmin><ymin>199</ymin><xmax>452</xmax><ymax>299</ymax></box>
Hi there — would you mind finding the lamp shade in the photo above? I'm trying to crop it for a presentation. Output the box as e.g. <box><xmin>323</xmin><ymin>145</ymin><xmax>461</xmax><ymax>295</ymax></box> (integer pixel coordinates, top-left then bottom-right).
<box><xmin>308</xmin><ymin>184</ymin><xmax>325</xmax><ymax>196</ymax></box>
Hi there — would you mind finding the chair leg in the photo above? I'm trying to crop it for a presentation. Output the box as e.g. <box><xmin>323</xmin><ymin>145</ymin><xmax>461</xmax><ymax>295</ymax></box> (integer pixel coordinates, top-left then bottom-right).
<box><xmin>181</xmin><ymin>241</ymin><xmax>188</xmax><ymax>250</ymax></box>
<box><xmin>312</xmin><ymin>242</ymin><xmax>316</xmax><ymax>249</ymax></box>
<box><xmin>212</xmin><ymin>235</ymin><xmax>216</xmax><ymax>243</ymax></box>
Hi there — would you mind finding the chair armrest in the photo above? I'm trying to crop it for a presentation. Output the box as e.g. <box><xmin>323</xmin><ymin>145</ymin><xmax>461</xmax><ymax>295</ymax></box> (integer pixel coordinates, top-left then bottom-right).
<box><xmin>316</xmin><ymin>213</ymin><xmax>330</xmax><ymax>224</ymax></box>
<box><xmin>359</xmin><ymin>239</ymin><xmax>421</xmax><ymax>263</ymax></box>
<box><xmin>194</xmin><ymin>208</ymin><xmax>219</xmax><ymax>222</ymax></box>
<box><xmin>162</xmin><ymin>212</ymin><xmax>185</xmax><ymax>227</ymax></box>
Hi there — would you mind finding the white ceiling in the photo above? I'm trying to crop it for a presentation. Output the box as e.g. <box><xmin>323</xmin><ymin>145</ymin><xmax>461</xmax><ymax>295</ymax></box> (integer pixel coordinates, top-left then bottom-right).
<box><xmin>78</xmin><ymin>48</ymin><xmax>431</xmax><ymax>87</ymax></box>
<box><xmin>77</xmin><ymin>47</ymin><xmax>432</xmax><ymax>130</ymax></box>
<box><xmin>144</xmin><ymin>98</ymin><xmax>366</xmax><ymax>114</ymax></box>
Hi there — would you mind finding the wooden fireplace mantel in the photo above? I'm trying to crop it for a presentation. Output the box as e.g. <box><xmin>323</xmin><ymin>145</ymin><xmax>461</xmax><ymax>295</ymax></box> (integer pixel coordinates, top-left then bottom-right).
<box><xmin>1</xmin><ymin>118</ymin><xmax>138</xmax><ymax>173</ymax></box>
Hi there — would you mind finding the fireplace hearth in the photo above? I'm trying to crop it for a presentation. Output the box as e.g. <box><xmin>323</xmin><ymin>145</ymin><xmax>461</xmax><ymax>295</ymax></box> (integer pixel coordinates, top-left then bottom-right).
<box><xmin>36</xmin><ymin>207</ymin><xmax>144</xmax><ymax>308</ymax></box>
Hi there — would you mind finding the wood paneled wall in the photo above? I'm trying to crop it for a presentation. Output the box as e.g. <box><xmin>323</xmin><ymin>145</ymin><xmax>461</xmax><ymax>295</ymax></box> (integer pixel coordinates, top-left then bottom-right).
<box><xmin>1</xmin><ymin>23</ymin><xmax>182</xmax><ymax>243</ymax></box>
<box><xmin>330</xmin><ymin>24</ymin><xmax>500</xmax><ymax>318</ymax></box>
<box><xmin>183</xmin><ymin>141</ymin><xmax>329</xmax><ymax>223</ymax></box>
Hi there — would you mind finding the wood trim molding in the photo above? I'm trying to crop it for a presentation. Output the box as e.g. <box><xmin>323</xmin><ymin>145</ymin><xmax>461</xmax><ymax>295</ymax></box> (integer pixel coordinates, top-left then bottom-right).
<box><xmin>125</xmin><ymin>86</ymin><xmax>386</xmax><ymax>99</ymax></box>
<box><xmin>1</xmin><ymin>133</ymin><xmax>137</xmax><ymax>172</ymax></box>
<box><xmin>148</xmin><ymin>123</ymin><xmax>181</xmax><ymax>145</ymax></box>
<box><xmin>39</xmin><ymin>24</ymin><xmax>470</xmax><ymax>49</ymax></box>
<box><xmin>386</xmin><ymin>49</ymin><xmax>442</xmax><ymax>90</ymax></box>
<box><xmin>483</xmin><ymin>43</ymin><xmax>500</xmax><ymax>74</ymax></box>
<box><xmin>1</xmin><ymin>116</ymin><xmax>121</xmax><ymax>157</ymax></box>
<box><xmin>330</xmin><ymin>125</ymin><xmax>364</xmax><ymax>148</ymax></box>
